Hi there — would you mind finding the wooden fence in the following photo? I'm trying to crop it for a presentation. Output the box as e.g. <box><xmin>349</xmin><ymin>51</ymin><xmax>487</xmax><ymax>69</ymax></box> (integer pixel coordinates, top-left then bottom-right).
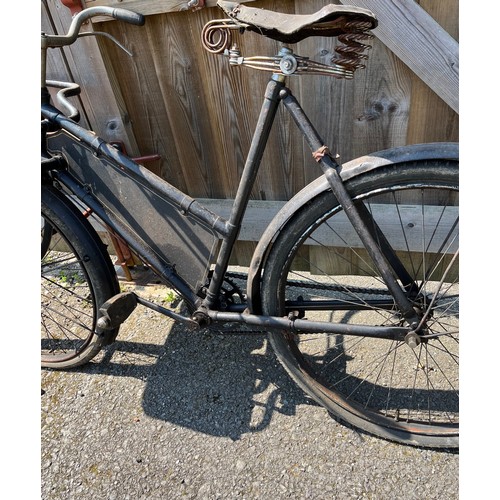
<box><xmin>42</xmin><ymin>0</ymin><xmax>458</xmax><ymax>266</ymax></box>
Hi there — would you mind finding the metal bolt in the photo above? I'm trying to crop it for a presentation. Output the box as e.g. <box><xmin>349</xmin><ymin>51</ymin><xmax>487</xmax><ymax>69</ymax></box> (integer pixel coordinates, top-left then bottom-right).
<box><xmin>405</xmin><ymin>332</ymin><xmax>420</xmax><ymax>349</ymax></box>
<box><xmin>279</xmin><ymin>55</ymin><xmax>298</xmax><ymax>75</ymax></box>
<box><xmin>97</xmin><ymin>316</ymin><xmax>111</xmax><ymax>330</ymax></box>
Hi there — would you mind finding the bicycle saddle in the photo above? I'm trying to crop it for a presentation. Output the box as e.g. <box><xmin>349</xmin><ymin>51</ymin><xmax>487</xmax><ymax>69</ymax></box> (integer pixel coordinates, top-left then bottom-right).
<box><xmin>217</xmin><ymin>1</ymin><xmax>377</xmax><ymax>43</ymax></box>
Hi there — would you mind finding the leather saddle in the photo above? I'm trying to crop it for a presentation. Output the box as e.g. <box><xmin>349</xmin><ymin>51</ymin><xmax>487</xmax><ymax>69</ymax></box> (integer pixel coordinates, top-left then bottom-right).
<box><xmin>216</xmin><ymin>1</ymin><xmax>377</xmax><ymax>44</ymax></box>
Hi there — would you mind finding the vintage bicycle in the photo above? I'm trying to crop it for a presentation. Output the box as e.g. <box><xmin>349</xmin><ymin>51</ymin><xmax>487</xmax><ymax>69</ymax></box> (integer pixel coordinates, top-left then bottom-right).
<box><xmin>41</xmin><ymin>2</ymin><xmax>459</xmax><ymax>448</ymax></box>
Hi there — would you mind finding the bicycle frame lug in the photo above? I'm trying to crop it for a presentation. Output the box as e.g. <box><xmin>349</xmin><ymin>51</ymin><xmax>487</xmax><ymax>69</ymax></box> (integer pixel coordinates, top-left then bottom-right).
<box><xmin>278</xmin><ymin>88</ymin><xmax>290</xmax><ymax>100</ymax></box>
<box><xmin>192</xmin><ymin>308</ymin><xmax>212</xmax><ymax>327</ymax></box>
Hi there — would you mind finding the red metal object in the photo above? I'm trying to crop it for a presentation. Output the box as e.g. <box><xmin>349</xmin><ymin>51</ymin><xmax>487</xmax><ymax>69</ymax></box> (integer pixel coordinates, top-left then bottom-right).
<box><xmin>80</xmin><ymin>205</ymin><xmax>137</xmax><ymax>281</ymax></box>
<box><xmin>131</xmin><ymin>154</ymin><xmax>162</xmax><ymax>164</ymax></box>
<box><xmin>188</xmin><ymin>0</ymin><xmax>206</xmax><ymax>11</ymax></box>
<box><xmin>109</xmin><ymin>141</ymin><xmax>161</xmax><ymax>165</ymax></box>
<box><xmin>106</xmin><ymin>229</ymin><xmax>135</xmax><ymax>282</ymax></box>
<box><xmin>60</xmin><ymin>0</ymin><xmax>84</xmax><ymax>16</ymax></box>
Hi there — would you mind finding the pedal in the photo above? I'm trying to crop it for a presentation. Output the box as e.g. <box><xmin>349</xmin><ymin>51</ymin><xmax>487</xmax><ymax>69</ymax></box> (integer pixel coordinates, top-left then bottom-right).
<box><xmin>97</xmin><ymin>292</ymin><xmax>138</xmax><ymax>330</ymax></box>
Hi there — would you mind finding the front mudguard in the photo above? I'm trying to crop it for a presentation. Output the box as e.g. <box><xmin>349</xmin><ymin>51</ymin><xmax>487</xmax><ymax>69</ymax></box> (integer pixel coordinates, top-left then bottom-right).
<box><xmin>246</xmin><ymin>142</ymin><xmax>459</xmax><ymax>313</ymax></box>
<box><xmin>42</xmin><ymin>185</ymin><xmax>122</xmax><ymax>345</ymax></box>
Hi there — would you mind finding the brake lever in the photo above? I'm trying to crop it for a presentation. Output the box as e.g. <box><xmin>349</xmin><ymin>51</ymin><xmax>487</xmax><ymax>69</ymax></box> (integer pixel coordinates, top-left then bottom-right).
<box><xmin>78</xmin><ymin>31</ymin><xmax>133</xmax><ymax>57</ymax></box>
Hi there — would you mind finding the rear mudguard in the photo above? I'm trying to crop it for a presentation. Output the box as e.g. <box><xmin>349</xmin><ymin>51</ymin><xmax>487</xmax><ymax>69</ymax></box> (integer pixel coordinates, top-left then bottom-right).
<box><xmin>246</xmin><ymin>142</ymin><xmax>459</xmax><ymax>313</ymax></box>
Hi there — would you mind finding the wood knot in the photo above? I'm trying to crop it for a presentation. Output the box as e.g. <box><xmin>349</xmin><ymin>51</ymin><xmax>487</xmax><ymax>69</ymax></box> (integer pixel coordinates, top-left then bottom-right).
<box><xmin>358</xmin><ymin>96</ymin><xmax>399</xmax><ymax>122</ymax></box>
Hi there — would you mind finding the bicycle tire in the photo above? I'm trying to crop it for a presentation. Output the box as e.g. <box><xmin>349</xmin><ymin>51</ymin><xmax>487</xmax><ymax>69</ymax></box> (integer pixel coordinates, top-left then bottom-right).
<box><xmin>41</xmin><ymin>218</ymin><xmax>54</xmax><ymax>259</ymax></box>
<box><xmin>41</xmin><ymin>185</ymin><xmax>120</xmax><ymax>369</ymax></box>
<box><xmin>261</xmin><ymin>160</ymin><xmax>459</xmax><ymax>448</ymax></box>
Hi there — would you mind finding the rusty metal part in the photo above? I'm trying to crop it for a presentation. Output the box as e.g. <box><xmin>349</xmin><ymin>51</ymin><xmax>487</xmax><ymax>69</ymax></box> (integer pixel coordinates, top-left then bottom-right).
<box><xmin>312</xmin><ymin>145</ymin><xmax>330</xmax><ymax>162</ymax></box>
<box><xmin>106</xmin><ymin>229</ymin><xmax>135</xmax><ymax>282</ymax></box>
<box><xmin>80</xmin><ymin>204</ymin><xmax>136</xmax><ymax>281</ymax></box>
<box><xmin>131</xmin><ymin>154</ymin><xmax>161</xmax><ymax>164</ymax></box>
<box><xmin>109</xmin><ymin>141</ymin><xmax>161</xmax><ymax>166</ymax></box>
<box><xmin>201</xmin><ymin>18</ymin><xmax>242</xmax><ymax>54</ymax></box>
<box><xmin>332</xmin><ymin>20</ymin><xmax>374</xmax><ymax>71</ymax></box>
<box><xmin>212</xmin><ymin>1</ymin><xmax>376</xmax><ymax>74</ymax></box>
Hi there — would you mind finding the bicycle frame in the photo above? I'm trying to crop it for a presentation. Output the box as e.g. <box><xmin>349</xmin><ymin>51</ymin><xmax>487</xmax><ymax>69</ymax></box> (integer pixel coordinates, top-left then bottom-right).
<box><xmin>41</xmin><ymin>54</ymin><xmax>421</xmax><ymax>337</ymax></box>
<box><xmin>41</xmin><ymin>3</ymin><xmax>460</xmax><ymax>449</ymax></box>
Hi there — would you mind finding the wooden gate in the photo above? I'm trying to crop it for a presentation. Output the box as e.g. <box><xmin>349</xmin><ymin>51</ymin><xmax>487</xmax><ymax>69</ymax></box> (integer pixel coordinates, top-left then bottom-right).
<box><xmin>41</xmin><ymin>0</ymin><xmax>458</xmax><ymax>265</ymax></box>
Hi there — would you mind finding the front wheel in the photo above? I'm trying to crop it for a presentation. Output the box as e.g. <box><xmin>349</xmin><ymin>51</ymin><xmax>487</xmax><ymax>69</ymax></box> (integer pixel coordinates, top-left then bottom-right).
<box><xmin>41</xmin><ymin>186</ymin><xmax>120</xmax><ymax>369</ymax></box>
<box><xmin>261</xmin><ymin>160</ymin><xmax>459</xmax><ymax>448</ymax></box>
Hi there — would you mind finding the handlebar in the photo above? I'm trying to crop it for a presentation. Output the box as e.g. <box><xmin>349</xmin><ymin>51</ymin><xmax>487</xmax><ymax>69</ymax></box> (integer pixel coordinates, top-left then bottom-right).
<box><xmin>41</xmin><ymin>6</ymin><xmax>145</xmax><ymax>49</ymax></box>
<box><xmin>45</xmin><ymin>80</ymin><xmax>82</xmax><ymax>122</ymax></box>
<box><xmin>41</xmin><ymin>5</ymin><xmax>145</xmax><ymax>110</ymax></box>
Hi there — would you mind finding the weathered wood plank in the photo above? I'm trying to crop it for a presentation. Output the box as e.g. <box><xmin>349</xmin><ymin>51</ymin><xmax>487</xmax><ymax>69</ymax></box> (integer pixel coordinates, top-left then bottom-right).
<box><xmin>97</xmin><ymin>1</ymin><xmax>310</xmax><ymax>200</ymax></box>
<box><xmin>98</xmin><ymin>7</ymin><xmax>258</xmax><ymax>198</ymax></box>
<box><xmin>198</xmin><ymin>199</ymin><xmax>458</xmax><ymax>253</ymax></box>
<box><xmin>82</xmin><ymin>0</ymin><xmax>255</xmax><ymax>17</ymax></box>
<box><xmin>339</xmin><ymin>0</ymin><xmax>459</xmax><ymax>113</ymax></box>
<box><xmin>405</xmin><ymin>0</ymin><xmax>459</xmax><ymax>144</ymax></box>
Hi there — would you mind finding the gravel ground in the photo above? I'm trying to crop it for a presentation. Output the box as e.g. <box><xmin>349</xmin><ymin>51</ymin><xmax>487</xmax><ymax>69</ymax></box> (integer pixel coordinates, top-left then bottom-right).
<box><xmin>41</xmin><ymin>278</ymin><xmax>459</xmax><ymax>500</ymax></box>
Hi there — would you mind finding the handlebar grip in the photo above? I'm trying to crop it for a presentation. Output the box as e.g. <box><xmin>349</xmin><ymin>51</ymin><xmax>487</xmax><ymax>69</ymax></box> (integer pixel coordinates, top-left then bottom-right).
<box><xmin>111</xmin><ymin>8</ymin><xmax>145</xmax><ymax>26</ymax></box>
<box><xmin>42</xmin><ymin>7</ymin><xmax>145</xmax><ymax>49</ymax></box>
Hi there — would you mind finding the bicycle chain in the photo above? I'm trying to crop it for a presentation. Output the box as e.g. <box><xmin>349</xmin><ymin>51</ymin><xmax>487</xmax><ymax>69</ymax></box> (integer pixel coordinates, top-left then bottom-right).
<box><xmin>224</xmin><ymin>271</ymin><xmax>392</xmax><ymax>297</ymax></box>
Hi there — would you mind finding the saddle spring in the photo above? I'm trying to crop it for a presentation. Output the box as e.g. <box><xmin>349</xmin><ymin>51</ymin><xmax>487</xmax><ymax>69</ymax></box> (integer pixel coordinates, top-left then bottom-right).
<box><xmin>201</xmin><ymin>17</ymin><xmax>375</xmax><ymax>77</ymax></box>
<box><xmin>201</xmin><ymin>19</ymin><xmax>240</xmax><ymax>53</ymax></box>
<box><xmin>331</xmin><ymin>20</ymin><xmax>374</xmax><ymax>71</ymax></box>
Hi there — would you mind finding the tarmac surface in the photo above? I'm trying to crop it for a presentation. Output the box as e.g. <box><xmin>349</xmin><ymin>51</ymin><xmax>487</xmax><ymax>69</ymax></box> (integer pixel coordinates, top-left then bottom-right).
<box><xmin>41</xmin><ymin>277</ymin><xmax>459</xmax><ymax>499</ymax></box>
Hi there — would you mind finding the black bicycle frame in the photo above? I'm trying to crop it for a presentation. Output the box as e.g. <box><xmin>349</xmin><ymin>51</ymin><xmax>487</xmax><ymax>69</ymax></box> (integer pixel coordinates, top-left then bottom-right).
<box><xmin>41</xmin><ymin>72</ymin><xmax>420</xmax><ymax>336</ymax></box>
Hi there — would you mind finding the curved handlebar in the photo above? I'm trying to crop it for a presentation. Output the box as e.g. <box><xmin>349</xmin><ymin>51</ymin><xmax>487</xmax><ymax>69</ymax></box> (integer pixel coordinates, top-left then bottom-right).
<box><xmin>41</xmin><ymin>6</ymin><xmax>145</xmax><ymax>48</ymax></box>
<box><xmin>45</xmin><ymin>80</ymin><xmax>82</xmax><ymax>122</ymax></box>
<box><xmin>41</xmin><ymin>6</ymin><xmax>145</xmax><ymax>114</ymax></box>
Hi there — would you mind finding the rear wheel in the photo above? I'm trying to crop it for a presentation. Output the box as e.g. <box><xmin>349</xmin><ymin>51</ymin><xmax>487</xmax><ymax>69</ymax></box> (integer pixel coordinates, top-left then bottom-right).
<box><xmin>261</xmin><ymin>161</ymin><xmax>459</xmax><ymax>448</ymax></box>
<box><xmin>41</xmin><ymin>186</ymin><xmax>119</xmax><ymax>369</ymax></box>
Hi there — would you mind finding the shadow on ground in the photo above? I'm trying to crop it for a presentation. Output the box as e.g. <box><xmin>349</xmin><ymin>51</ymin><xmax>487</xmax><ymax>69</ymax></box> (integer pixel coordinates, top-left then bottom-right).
<box><xmin>62</xmin><ymin>319</ymin><xmax>314</xmax><ymax>441</ymax></box>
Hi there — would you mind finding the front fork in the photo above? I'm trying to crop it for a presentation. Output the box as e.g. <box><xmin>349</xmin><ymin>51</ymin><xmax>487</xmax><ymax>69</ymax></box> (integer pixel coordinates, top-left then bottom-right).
<box><xmin>279</xmin><ymin>87</ymin><xmax>422</xmax><ymax>329</ymax></box>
